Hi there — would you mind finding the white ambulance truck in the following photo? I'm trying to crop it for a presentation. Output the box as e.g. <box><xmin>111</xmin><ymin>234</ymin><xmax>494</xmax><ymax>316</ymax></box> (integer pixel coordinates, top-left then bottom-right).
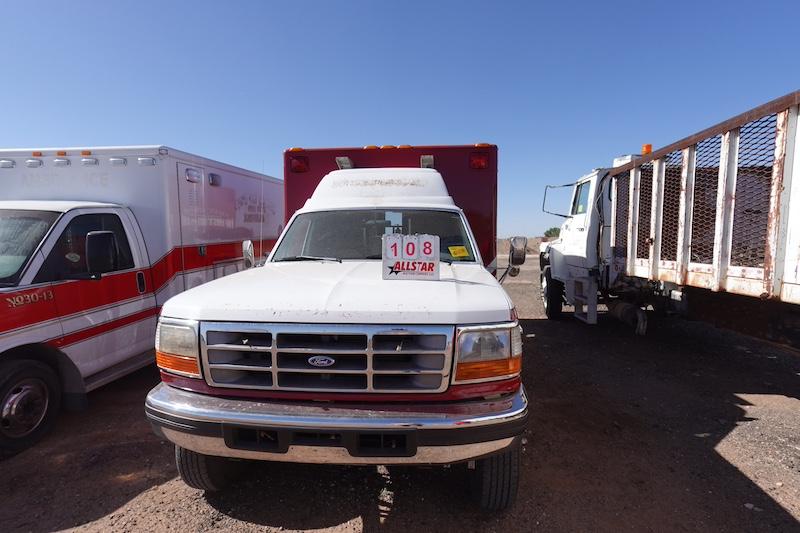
<box><xmin>145</xmin><ymin>145</ymin><xmax>530</xmax><ymax>512</ymax></box>
<box><xmin>0</xmin><ymin>146</ymin><xmax>283</xmax><ymax>455</ymax></box>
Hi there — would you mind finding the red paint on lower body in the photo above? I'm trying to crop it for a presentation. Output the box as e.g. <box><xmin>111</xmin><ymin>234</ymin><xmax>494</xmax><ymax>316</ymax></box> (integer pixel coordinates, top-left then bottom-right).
<box><xmin>159</xmin><ymin>371</ymin><xmax>520</xmax><ymax>403</ymax></box>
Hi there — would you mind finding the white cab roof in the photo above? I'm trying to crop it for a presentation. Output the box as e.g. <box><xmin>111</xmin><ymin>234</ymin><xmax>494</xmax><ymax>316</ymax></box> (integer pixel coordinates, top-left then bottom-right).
<box><xmin>301</xmin><ymin>168</ymin><xmax>457</xmax><ymax>212</ymax></box>
<box><xmin>0</xmin><ymin>200</ymin><xmax>120</xmax><ymax>212</ymax></box>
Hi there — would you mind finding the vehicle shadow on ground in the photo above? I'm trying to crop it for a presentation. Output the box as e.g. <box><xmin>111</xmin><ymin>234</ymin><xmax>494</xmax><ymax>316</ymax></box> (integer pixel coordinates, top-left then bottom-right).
<box><xmin>0</xmin><ymin>365</ymin><xmax>175</xmax><ymax>533</ymax></box>
<box><xmin>195</xmin><ymin>313</ymin><xmax>800</xmax><ymax>532</ymax></box>
<box><xmin>518</xmin><ymin>314</ymin><xmax>800</xmax><ymax>532</ymax></box>
<box><xmin>204</xmin><ymin>462</ymin><xmax>478</xmax><ymax>531</ymax></box>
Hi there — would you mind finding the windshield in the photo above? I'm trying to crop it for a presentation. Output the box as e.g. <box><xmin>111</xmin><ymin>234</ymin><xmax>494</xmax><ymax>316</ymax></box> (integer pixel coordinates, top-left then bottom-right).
<box><xmin>0</xmin><ymin>209</ymin><xmax>60</xmax><ymax>286</ymax></box>
<box><xmin>272</xmin><ymin>209</ymin><xmax>477</xmax><ymax>262</ymax></box>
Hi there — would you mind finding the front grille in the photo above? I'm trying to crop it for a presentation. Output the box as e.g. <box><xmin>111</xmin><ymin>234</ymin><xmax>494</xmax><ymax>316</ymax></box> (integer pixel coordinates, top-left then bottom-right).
<box><xmin>200</xmin><ymin>323</ymin><xmax>454</xmax><ymax>393</ymax></box>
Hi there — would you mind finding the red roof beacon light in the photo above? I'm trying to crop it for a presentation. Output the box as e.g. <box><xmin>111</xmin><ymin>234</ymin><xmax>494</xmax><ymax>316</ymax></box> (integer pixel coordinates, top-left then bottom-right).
<box><xmin>289</xmin><ymin>155</ymin><xmax>309</xmax><ymax>173</ymax></box>
<box><xmin>469</xmin><ymin>152</ymin><xmax>489</xmax><ymax>169</ymax></box>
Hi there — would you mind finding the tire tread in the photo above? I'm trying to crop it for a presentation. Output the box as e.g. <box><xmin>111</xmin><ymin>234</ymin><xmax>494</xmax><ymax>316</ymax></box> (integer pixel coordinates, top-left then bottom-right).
<box><xmin>471</xmin><ymin>446</ymin><xmax>520</xmax><ymax>512</ymax></box>
<box><xmin>175</xmin><ymin>446</ymin><xmax>229</xmax><ymax>491</ymax></box>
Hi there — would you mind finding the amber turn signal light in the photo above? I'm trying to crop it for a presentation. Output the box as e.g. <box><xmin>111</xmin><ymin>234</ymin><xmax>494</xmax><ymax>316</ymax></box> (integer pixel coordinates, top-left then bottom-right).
<box><xmin>455</xmin><ymin>357</ymin><xmax>521</xmax><ymax>381</ymax></box>
<box><xmin>156</xmin><ymin>351</ymin><xmax>200</xmax><ymax>377</ymax></box>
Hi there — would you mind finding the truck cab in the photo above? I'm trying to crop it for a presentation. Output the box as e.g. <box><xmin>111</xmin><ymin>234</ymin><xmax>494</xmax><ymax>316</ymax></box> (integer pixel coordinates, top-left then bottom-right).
<box><xmin>541</xmin><ymin>170</ymin><xmax>607</xmax><ymax>275</ymax></box>
<box><xmin>1</xmin><ymin>200</ymin><xmax>157</xmax><ymax>454</ymax></box>
<box><xmin>146</xmin><ymin>148</ymin><xmax>528</xmax><ymax>511</ymax></box>
<box><xmin>539</xmin><ymin>168</ymin><xmax>614</xmax><ymax>323</ymax></box>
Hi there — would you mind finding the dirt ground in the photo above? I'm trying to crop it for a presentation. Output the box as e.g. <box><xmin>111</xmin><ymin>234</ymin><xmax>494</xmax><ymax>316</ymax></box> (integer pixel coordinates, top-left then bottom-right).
<box><xmin>2</xmin><ymin>259</ymin><xmax>799</xmax><ymax>532</ymax></box>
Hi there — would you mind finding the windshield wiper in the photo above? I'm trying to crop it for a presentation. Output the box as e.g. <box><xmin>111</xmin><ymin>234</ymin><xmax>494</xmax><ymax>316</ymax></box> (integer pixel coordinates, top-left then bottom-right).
<box><xmin>275</xmin><ymin>255</ymin><xmax>342</xmax><ymax>263</ymax></box>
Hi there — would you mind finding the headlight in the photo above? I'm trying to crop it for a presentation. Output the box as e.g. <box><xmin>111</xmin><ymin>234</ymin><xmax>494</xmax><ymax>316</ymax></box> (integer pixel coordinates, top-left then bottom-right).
<box><xmin>155</xmin><ymin>318</ymin><xmax>201</xmax><ymax>378</ymax></box>
<box><xmin>454</xmin><ymin>323</ymin><xmax>522</xmax><ymax>383</ymax></box>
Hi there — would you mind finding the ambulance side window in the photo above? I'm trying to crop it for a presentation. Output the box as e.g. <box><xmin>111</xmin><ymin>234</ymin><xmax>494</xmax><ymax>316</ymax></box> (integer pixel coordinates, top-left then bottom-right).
<box><xmin>34</xmin><ymin>213</ymin><xmax>134</xmax><ymax>282</ymax></box>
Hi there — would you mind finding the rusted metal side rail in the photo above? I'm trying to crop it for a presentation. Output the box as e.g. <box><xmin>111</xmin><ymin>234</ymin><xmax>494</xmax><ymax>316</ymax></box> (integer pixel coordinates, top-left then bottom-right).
<box><xmin>609</xmin><ymin>90</ymin><xmax>800</xmax><ymax>304</ymax></box>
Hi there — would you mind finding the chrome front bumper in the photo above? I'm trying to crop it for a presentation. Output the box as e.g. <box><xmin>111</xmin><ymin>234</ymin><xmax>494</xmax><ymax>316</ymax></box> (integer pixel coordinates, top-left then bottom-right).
<box><xmin>145</xmin><ymin>383</ymin><xmax>528</xmax><ymax>465</ymax></box>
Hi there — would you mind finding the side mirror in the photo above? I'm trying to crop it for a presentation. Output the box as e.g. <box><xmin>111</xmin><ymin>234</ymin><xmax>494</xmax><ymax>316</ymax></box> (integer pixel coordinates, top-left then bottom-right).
<box><xmin>243</xmin><ymin>240</ymin><xmax>255</xmax><ymax>268</ymax></box>
<box><xmin>85</xmin><ymin>231</ymin><xmax>118</xmax><ymax>277</ymax></box>
<box><xmin>508</xmin><ymin>236</ymin><xmax>527</xmax><ymax>266</ymax></box>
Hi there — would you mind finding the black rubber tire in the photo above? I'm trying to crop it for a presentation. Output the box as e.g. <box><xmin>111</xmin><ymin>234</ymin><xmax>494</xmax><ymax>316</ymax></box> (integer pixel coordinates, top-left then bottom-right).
<box><xmin>540</xmin><ymin>266</ymin><xmax>564</xmax><ymax>320</ymax></box>
<box><xmin>175</xmin><ymin>445</ymin><xmax>238</xmax><ymax>491</ymax></box>
<box><xmin>0</xmin><ymin>359</ymin><xmax>61</xmax><ymax>458</ymax></box>
<box><xmin>469</xmin><ymin>445</ymin><xmax>520</xmax><ymax>512</ymax></box>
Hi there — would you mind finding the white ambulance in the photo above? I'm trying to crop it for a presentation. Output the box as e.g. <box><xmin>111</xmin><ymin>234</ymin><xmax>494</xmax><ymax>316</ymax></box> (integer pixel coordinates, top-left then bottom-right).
<box><xmin>0</xmin><ymin>146</ymin><xmax>283</xmax><ymax>455</ymax></box>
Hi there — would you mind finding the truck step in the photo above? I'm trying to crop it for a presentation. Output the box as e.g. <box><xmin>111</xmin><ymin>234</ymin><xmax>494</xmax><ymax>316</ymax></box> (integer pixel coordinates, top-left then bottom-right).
<box><xmin>572</xmin><ymin>278</ymin><xmax>598</xmax><ymax>325</ymax></box>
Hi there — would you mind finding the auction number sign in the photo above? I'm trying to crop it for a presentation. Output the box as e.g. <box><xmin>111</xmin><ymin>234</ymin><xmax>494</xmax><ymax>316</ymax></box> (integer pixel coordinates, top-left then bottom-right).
<box><xmin>382</xmin><ymin>234</ymin><xmax>440</xmax><ymax>280</ymax></box>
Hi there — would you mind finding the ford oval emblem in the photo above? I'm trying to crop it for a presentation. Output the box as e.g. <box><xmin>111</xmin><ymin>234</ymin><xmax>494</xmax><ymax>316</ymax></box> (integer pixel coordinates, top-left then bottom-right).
<box><xmin>308</xmin><ymin>355</ymin><xmax>335</xmax><ymax>368</ymax></box>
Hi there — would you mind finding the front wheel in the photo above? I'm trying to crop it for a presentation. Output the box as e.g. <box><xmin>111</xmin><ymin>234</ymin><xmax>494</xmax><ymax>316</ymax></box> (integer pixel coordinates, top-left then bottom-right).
<box><xmin>0</xmin><ymin>359</ymin><xmax>61</xmax><ymax>457</ymax></box>
<box><xmin>540</xmin><ymin>266</ymin><xmax>564</xmax><ymax>320</ymax></box>
<box><xmin>175</xmin><ymin>446</ymin><xmax>240</xmax><ymax>491</ymax></box>
<box><xmin>469</xmin><ymin>445</ymin><xmax>520</xmax><ymax>512</ymax></box>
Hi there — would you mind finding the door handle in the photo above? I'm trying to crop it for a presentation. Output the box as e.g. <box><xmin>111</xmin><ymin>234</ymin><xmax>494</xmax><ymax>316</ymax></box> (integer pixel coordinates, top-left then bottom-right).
<box><xmin>136</xmin><ymin>271</ymin><xmax>146</xmax><ymax>294</ymax></box>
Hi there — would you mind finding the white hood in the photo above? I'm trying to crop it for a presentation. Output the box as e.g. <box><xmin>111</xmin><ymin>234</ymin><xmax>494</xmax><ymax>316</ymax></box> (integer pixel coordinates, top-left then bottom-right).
<box><xmin>162</xmin><ymin>261</ymin><xmax>513</xmax><ymax>325</ymax></box>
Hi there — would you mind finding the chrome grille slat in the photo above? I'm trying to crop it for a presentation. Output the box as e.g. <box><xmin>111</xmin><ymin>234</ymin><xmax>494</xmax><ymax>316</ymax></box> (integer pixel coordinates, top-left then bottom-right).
<box><xmin>207</xmin><ymin>344</ymin><xmax>272</xmax><ymax>352</ymax></box>
<box><xmin>371</xmin><ymin>370</ymin><xmax>443</xmax><ymax>375</ymax></box>
<box><xmin>276</xmin><ymin>368</ymin><xmax>372</xmax><ymax>375</ymax></box>
<box><xmin>210</xmin><ymin>363</ymin><xmax>272</xmax><ymax>372</ymax></box>
<box><xmin>275</xmin><ymin>348</ymin><xmax>369</xmax><ymax>354</ymax></box>
<box><xmin>200</xmin><ymin>323</ymin><xmax>454</xmax><ymax>394</ymax></box>
<box><xmin>371</xmin><ymin>350</ymin><xmax>445</xmax><ymax>355</ymax></box>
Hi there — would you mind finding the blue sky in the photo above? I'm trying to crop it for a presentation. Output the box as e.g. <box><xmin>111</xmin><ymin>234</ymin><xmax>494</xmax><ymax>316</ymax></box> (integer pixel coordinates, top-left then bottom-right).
<box><xmin>1</xmin><ymin>0</ymin><xmax>797</xmax><ymax>236</ymax></box>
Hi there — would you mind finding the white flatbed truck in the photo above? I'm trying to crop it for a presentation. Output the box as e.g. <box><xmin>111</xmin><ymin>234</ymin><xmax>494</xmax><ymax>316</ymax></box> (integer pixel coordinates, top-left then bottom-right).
<box><xmin>540</xmin><ymin>91</ymin><xmax>800</xmax><ymax>345</ymax></box>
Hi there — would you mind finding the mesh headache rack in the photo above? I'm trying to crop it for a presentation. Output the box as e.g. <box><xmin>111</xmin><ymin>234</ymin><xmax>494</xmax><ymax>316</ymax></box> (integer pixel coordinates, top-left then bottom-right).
<box><xmin>608</xmin><ymin>90</ymin><xmax>800</xmax><ymax>301</ymax></box>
